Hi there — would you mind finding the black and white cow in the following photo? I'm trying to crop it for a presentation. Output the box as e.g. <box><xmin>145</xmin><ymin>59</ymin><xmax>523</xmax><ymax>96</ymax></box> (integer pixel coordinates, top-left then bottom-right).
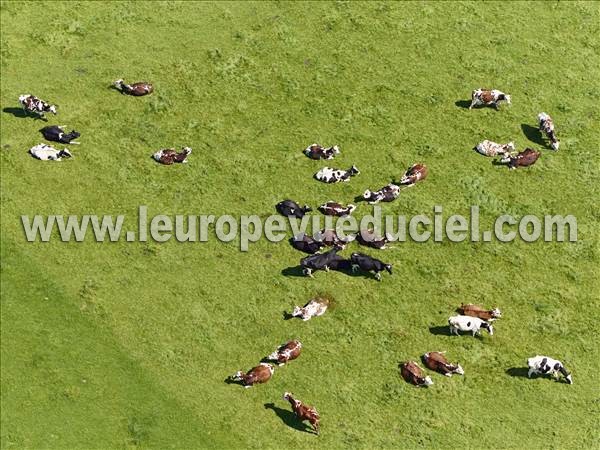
<box><xmin>315</xmin><ymin>165</ymin><xmax>360</xmax><ymax>183</ymax></box>
<box><xmin>527</xmin><ymin>355</ymin><xmax>572</xmax><ymax>384</ymax></box>
<box><xmin>39</xmin><ymin>125</ymin><xmax>81</xmax><ymax>144</ymax></box>
<box><xmin>29</xmin><ymin>143</ymin><xmax>72</xmax><ymax>161</ymax></box>
<box><xmin>290</xmin><ymin>233</ymin><xmax>325</xmax><ymax>254</ymax></box>
<box><xmin>448</xmin><ymin>315</ymin><xmax>493</xmax><ymax>337</ymax></box>
<box><xmin>19</xmin><ymin>94</ymin><xmax>57</xmax><ymax>118</ymax></box>
<box><xmin>362</xmin><ymin>183</ymin><xmax>400</xmax><ymax>204</ymax></box>
<box><xmin>356</xmin><ymin>229</ymin><xmax>389</xmax><ymax>249</ymax></box>
<box><xmin>276</xmin><ymin>200</ymin><xmax>312</xmax><ymax>218</ymax></box>
<box><xmin>538</xmin><ymin>112</ymin><xmax>560</xmax><ymax>150</ymax></box>
<box><xmin>469</xmin><ymin>89</ymin><xmax>511</xmax><ymax>110</ymax></box>
<box><xmin>318</xmin><ymin>201</ymin><xmax>356</xmax><ymax>216</ymax></box>
<box><xmin>350</xmin><ymin>252</ymin><xmax>392</xmax><ymax>280</ymax></box>
<box><xmin>304</xmin><ymin>143</ymin><xmax>340</xmax><ymax>160</ymax></box>
<box><xmin>300</xmin><ymin>248</ymin><xmax>342</xmax><ymax>277</ymax></box>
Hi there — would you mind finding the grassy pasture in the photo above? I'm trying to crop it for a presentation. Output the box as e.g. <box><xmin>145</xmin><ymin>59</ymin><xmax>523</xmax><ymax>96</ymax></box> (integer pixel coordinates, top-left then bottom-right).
<box><xmin>1</xmin><ymin>1</ymin><xmax>599</xmax><ymax>448</ymax></box>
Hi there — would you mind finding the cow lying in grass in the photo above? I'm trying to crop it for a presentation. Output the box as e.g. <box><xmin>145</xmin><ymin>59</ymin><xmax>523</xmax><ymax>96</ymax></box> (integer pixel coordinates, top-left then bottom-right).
<box><xmin>277</xmin><ymin>200</ymin><xmax>312</xmax><ymax>218</ymax></box>
<box><xmin>356</xmin><ymin>229</ymin><xmax>389</xmax><ymax>249</ymax></box>
<box><xmin>230</xmin><ymin>363</ymin><xmax>274</xmax><ymax>388</ymax></box>
<box><xmin>400</xmin><ymin>361</ymin><xmax>433</xmax><ymax>387</ymax></box>
<box><xmin>290</xmin><ymin>233</ymin><xmax>325</xmax><ymax>254</ymax></box>
<box><xmin>283</xmin><ymin>392</ymin><xmax>320</xmax><ymax>435</ymax></box>
<box><xmin>29</xmin><ymin>144</ymin><xmax>72</xmax><ymax>161</ymax></box>
<box><xmin>40</xmin><ymin>125</ymin><xmax>80</xmax><ymax>144</ymax></box>
<box><xmin>422</xmin><ymin>352</ymin><xmax>464</xmax><ymax>377</ymax></box>
<box><xmin>290</xmin><ymin>297</ymin><xmax>330</xmax><ymax>321</ymax></box>
<box><xmin>266</xmin><ymin>340</ymin><xmax>302</xmax><ymax>365</ymax></box>
<box><xmin>19</xmin><ymin>94</ymin><xmax>57</xmax><ymax>118</ymax></box>
<box><xmin>114</xmin><ymin>79</ymin><xmax>154</xmax><ymax>96</ymax></box>
<box><xmin>469</xmin><ymin>88</ymin><xmax>511</xmax><ymax>109</ymax></box>
<box><xmin>318</xmin><ymin>201</ymin><xmax>356</xmax><ymax>216</ymax></box>
<box><xmin>538</xmin><ymin>112</ymin><xmax>560</xmax><ymax>150</ymax></box>
<box><xmin>474</xmin><ymin>140</ymin><xmax>514</xmax><ymax>158</ymax></box>
<box><xmin>501</xmin><ymin>148</ymin><xmax>540</xmax><ymax>169</ymax></box>
<box><xmin>527</xmin><ymin>355</ymin><xmax>572</xmax><ymax>384</ymax></box>
<box><xmin>315</xmin><ymin>165</ymin><xmax>360</xmax><ymax>183</ymax></box>
<box><xmin>314</xmin><ymin>229</ymin><xmax>354</xmax><ymax>249</ymax></box>
<box><xmin>399</xmin><ymin>163</ymin><xmax>428</xmax><ymax>186</ymax></box>
<box><xmin>304</xmin><ymin>143</ymin><xmax>339</xmax><ymax>160</ymax></box>
<box><xmin>363</xmin><ymin>183</ymin><xmax>400</xmax><ymax>204</ymax></box>
<box><xmin>153</xmin><ymin>147</ymin><xmax>192</xmax><ymax>165</ymax></box>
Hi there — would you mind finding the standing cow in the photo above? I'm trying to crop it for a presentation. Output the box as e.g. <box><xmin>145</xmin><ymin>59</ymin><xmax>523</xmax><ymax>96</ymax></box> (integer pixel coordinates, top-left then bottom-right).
<box><xmin>448</xmin><ymin>315</ymin><xmax>493</xmax><ymax>337</ymax></box>
<box><xmin>527</xmin><ymin>355</ymin><xmax>572</xmax><ymax>384</ymax></box>
<box><xmin>19</xmin><ymin>94</ymin><xmax>57</xmax><ymax>118</ymax></box>
<box><xmin>457</xmin><ymin>304</ymin><xmax>502</xmax><ymax>321</ymax></box>
<box><xmin>469</xmin><ymin>89</ymin><xmax>511</xmax><ymax>109</ymax></box>
<box><xmin>538</xmin><ymin>112</ymin><xmax>560</xmax><ymax>150</ymax></box>
<box><xmin>350</xmin><ymin>253</ymin><xmax>392</xmax><ymax>280</ymax></box>
<box><xmin>283</xmin><ymin>392</ymin><xmax>320</xmax><ymax>434</ymax></box>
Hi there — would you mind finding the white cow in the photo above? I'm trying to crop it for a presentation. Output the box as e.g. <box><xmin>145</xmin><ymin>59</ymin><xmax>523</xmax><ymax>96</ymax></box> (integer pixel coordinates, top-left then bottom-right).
<box><xmin>29</xmin><ymin>143</ymin><xmax>72</xmax><ymax>161</ymax></box>
<box><xmin>527</xmin><ymin>355</ymin><xmax>572</xmax><ymax>384</ymax></box>
<box><xmin>291</xmin><ymin>298</ymin><xmax>329</xmax><ymax>321</ymax></box>
<box><xmin>448</xmin><ymin>315</ymin><xmax>493</xmax><ymax>336</ymax></box>
<box><xmin>474</xmin><ymin>140</ymin><xmax>515</xmax><ymax>158</ymax></box>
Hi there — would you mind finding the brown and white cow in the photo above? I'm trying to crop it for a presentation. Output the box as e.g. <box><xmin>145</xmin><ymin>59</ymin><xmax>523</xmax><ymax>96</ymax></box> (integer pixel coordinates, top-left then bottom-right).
<box><xmin>362</xmin><ymin>183</ymin><xmax>400</xmax><ymax>204</ymax></box>
<box><xmin>457</xmin><ymin>303</ymin><xmax>502</xmax><ymax>321</ymax></box>
<box><xmin>153</xmin><ymin>147</ymin><xmax>192</xmax><ymax>165</ymax></box>
<box><xmin>356</xmin><ymin>229</ymin><xmax>389</xmax><ymax>249</ymax></box>
<box><xmin>230</xmin><ymin>363</ymin><xmax>274</xmax><ymax>388</ymax></box>
<box><xmin>474</xmin><ymin>140</ymin><xmax>515</xmax><ymax>158</ymax></box>
<box><xmin>502</xmin><ymin>148</ymin><xmax>540</xmax><ymax>169</ymax></box>
<box><xmin>469</xmin><ymin>89</ymin><xmax>511</xmax><ymax>109</ymax></box>
<box><xmin>400</xmin><ymin>361</ymin><xmax>433</xmax><ymax>387</ymax></box>
<box><xmin>283</xmin><ymin>392</ymin><xmax>320</xmax><ymax>434</ymax></box>
<box><xmin>114</xmin><ymin>79</ymin><xmax>154</xmax><ymax>96</ymax></box>
<box><xmin>266</xmin><ymin>340</ymin><xmax>302</xmax><ymax>365</ymax></box>
<box><xmin>318</xmin><ymin>201</ymin><xmax>356</xmax><ymax>217</ymax></box>
<box><xmin>538</xmin><ymin>112</ymin><xmax>560</xmax><ymax>150</ymax></box>
<box><xmin>304</xmin><ymin>143</ymin><xmax>340</xmax><ymax>160</ymax></box>
<box><xmin>422</xmin><ymin>352</ymin><xmax>464</xmax><ymax>377</ymax></box>
<box><xmin>290</xmin><ymin>297</ymin><xmax>330</xmax><ymax>321</ymax></box>
<box><xmin>399</xmin><ymin>164</ymin><xmax>428</xmax><ymax>186</ymax></box>
<box><xmin>19</xmin><ymin>94</ymin><xmax>57</xmax><ymax>118</ymax></box>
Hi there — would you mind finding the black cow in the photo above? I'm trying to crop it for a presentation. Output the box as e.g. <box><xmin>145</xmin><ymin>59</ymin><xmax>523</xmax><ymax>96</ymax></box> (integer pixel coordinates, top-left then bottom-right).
<box><xmin>39</xmin><ymin>125</ymin><xmax>80</xmax><ymax>144</ymax></box>
<box><xmin>300</xmin><ymin>248</ymin><xmax>341</xmax><ymax>277</ymax></box>
<box><xmin>276</xmin><ymin>200</ymin><xmax>312</xmax><ymax>218</ymax></box>
<box><xmin>350</xmin><ymin>252</ymin><xmax>392</xmax><ymax>280</ymax></box>
<box><xmin>290</xmin><ymin>233</ymin><xmax>325</xmax><ymax>254</ymax></box>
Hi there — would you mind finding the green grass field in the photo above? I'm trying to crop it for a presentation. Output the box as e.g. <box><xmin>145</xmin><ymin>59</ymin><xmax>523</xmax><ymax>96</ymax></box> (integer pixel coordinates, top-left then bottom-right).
<box><xmin>1</xmin><ymin>1</ymin><xmax>600</xmax><ymax>448</ymax></box>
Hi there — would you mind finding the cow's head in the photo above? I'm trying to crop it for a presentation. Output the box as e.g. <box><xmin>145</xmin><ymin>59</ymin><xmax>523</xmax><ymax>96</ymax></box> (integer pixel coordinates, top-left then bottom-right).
<box><xmin>454</xmin><ymin>364</ymin><xmax>465</xmax><ymax>375</ymax></box>
<box><xmin>181</xmin><ymin>147</ymin><xmax>192</xmax><ymax>155</ymax></box>
<box><xmin>58</xmin><ymin>149</ymin><xmax>73</xmax><ymax>159</ymax></box>
<box><xmin>385</xmin><ymin>264</ymin><xmax>393</xmax><ymax>275</ymax></box>
<box><xmin>349</xmin><ymin>165</ymin><xmax>360</xmax><ymax>176</ymax></box>
<box><xmin>422</xmin><ymin>376</ymin><xmax>434</xmax><ymax>386</ymax></box>
<box><xmin>491</xmin><ymin>307</ymin><xmax>502</xmax><ymax>318</ymax></box>
<box><xmin>504</xmin><ymin>94</ymin><xmax>511</xmax><ymax>105</ymax></box>
<box><xmin>291</xmin><ymin>306</ymin><xmax>304</xmax><ymax>317</ymax></box>
<box><xmin>283</xmin><ymin>392</ymin><xmax>293</xmax><ymax>401</ymax></box>
<box><xmin>48</xmin><ymin>105</ymin><xmax>57</xmax><ymax>114</ymax></box>
<box><xmin>481</xmin><ymin>321</ymin><xmax>494</xmax><ymax>335</ymax></box>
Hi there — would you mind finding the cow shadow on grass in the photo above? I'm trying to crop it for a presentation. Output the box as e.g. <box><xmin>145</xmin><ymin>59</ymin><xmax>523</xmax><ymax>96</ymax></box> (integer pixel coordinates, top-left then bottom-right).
<box><xmin>3</xmin><ymin>107</ymin><xmax>37</xmax><ymax>119</ymax></box>
<box><xmin>429</xmin><ymin>326</ymin><xmax>452</xmax><ymax>336</ymax></box>
<box><xmin>505</xmin><ymin>367</ymin><xmax>529</xmax><ymax>378</ymax></box>
<box><xmin>264</xmin><ymin>403</ymin><xmax>315</xmax><ymax>434</ymax></box>
<box><xmin>455</xmin><ymin>100</ymin><xmax>472</xmax><ymax>109</ymax></box>
<box><xmin>521</xmin><ymin>124</ymin><xmax>546</xmax><ymax>147</ymax></box>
